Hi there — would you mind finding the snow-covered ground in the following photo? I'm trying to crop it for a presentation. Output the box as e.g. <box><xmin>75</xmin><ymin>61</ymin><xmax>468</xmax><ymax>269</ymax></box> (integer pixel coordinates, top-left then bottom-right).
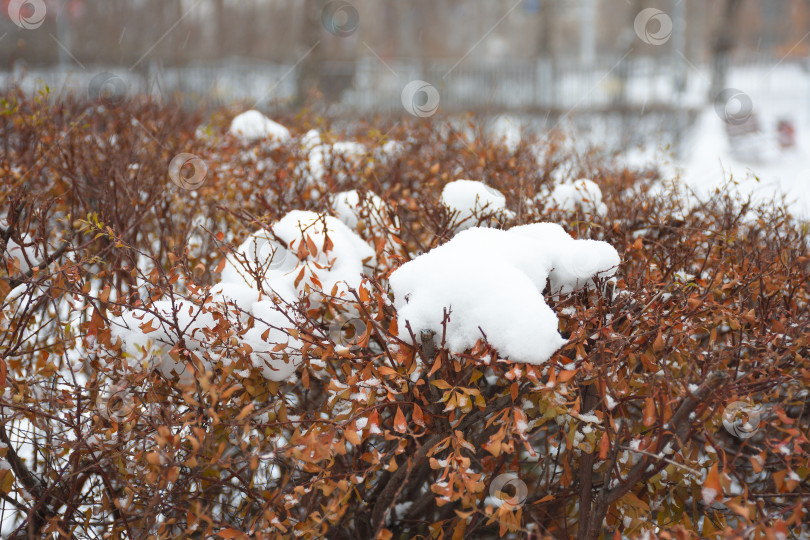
<box><xmin>676</xmin><ymin>64</ymin><xmax>810</xmax><ymax>220</ymax></box>
<box><xmin>608</xmin><ymin>63</ymin><xmax>810</xmax><ymax>221</ymax></box>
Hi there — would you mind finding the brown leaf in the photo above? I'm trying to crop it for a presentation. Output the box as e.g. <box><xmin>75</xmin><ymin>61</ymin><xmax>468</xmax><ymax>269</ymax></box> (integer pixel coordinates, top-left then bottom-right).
<box><xmin>394</xmin><ymin>406</ymin><xmax>407</xmax><ymax>433</ymax></box>
<box><xmin>344</xmin><ymin>426</ymin><xmax>361</xmax><ymax>445</ymax></box>
<box><xmin>413</xmin><ymin>404</ymin><xmax>425</xmax><ymax>427</ymax></box>
<box><xmin>217</xmin><ymin>529</ymin><xmax>247</xmax><ymax>539</ymax></box>
<box><xmin>702</xmin><ymin>463</ymin><xmax>723</xmax><ymax>504</ymax></box>
<box><xmin>323</xmin><ymin>233</ymin><xmax>334</xmax><ymax>253</ymax></box>
<box><xmin>643</xmin><ymin>397</ymin><xmax>656</xmax><ymax>426</ymax></box>
<box><xmin>294</xmin><ymin>266</ymin><xmax>306</xmax><ymax>289</ymax></box>
<box><xmin>305</xmin><ymin>234</ymin><xmax>318</xmax><ymax>257</ymax></box>
<box><xmin>139</xmin><ymin>317</ymin><xmax>159</xmax><ymax>334</ymax></box>
<box><xmin>296</xmin><ymin>238</ymin><xmax>309</xmax><ymax>260</ymax></box>
<box><xmin>599</xmin><ymin>431</ymin><xmax>610</xmax><ymax>460</ymax></box>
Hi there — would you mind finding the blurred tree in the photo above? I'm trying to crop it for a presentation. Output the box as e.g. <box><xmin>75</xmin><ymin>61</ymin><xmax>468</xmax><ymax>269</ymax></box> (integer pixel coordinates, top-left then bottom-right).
<box><xmin>294</xmin><ymin>0</ymin><xmax>325</xmax><ymax>109</ymax></box>
<box><xmin>710</xmin><ymin>0</ymin><xmax>745</xmax><ymax>99</ymax></box>
<box><xmin>537</xmin><ymin>0</ymin><xmax>556</xmax><ymax>56</ymax></box>
<box><xmin>215</xmin><ymin>0</ymin><xmax>227</xmax><ymax>61</ymax></box>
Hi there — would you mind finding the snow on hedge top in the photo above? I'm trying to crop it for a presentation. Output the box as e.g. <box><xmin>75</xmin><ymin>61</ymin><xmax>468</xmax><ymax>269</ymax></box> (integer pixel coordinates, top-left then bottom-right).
<box><xmin>330</xmin><ymin>190</ymin><xmax>389</xmax><ymax>231</ymax></box>
<box><xmin>111</xmin><ymin>294</ymin><xmax>305</xmax><ymax>383</ymax></box>
<box><xmin>547</xmin><ymin>179</ymin><xmax>607</xmax><ymax>216</ymax></box>
<box><xmin>111</xmin><ymin>210</ymin><xmax>375</xmax><ymax>383</ymax></box>
<box><xmin>297</xmin><ymin>129</ymin><xmax>367</xmax><ymax>185</ymax></box>
<box><xmin>111</xmin><ymin>298</ymin><xmax>216</xmax><ymax>381</ymax></box>
<box><xmin>228</xmin><ymin>110</ymin><xmax>291</xmax><ymax>146</ymax></box>
<box><xmin>221</xmin><ymin>210</ymin><xmax>375</xmax><ymax>302</ymax></box>
<box><xmin>389</xmin><ymin>224</ymin><xmax>620</xmax><ymax>364</ymax></box>
<box><xmin>508</xmin><ymin>223</ymin><xmax>619</xmax><ymax>294</ymax></box>
<box><xmin>329</xmin><ymin>190</ymin><xmax>406</xmax><ymax>266</ymax></box>
<box><xmin>489</xmin><ymin>115</ymin><xmax>522</xmax><ymax>153</ymax></box>
<box><xmin>441</xmin><ymin>180</ymin><xmax>515</xmax><ymax>230</ymax></box>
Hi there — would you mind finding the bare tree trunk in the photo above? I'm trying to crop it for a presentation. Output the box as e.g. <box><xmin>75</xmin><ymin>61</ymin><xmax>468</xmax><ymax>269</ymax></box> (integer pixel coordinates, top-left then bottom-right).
<box><xmin>294</xmin><ymin>0</ymin><xmax>325</xmax><ymax>109</ymax></box>
<box><xmin>537</xmin><ymin>0</ymin><xmax>555</xmax><ymax>56</ymax></box>
<box><xmin>710</xmin><ymin>0</ymin><xmax>745</xmax><ymax>99</ymax></box>
<box><xmin>615</xmin><ymin>0</ymin><xmax>644</xmax><ymax>108</ymax></box>
<box><xmin>215</xmin><ymin>0</ymin><xmax>227</xmax><ymax>62</ymax></box>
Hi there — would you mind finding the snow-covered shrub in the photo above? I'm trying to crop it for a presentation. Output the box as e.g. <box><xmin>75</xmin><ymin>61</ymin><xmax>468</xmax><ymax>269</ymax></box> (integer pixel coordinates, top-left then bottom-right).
<box><xmin>441</xmin><ymin>179</ymin><xmax>515</xmax><ymax>230</ymax></box>
<box><xmin>294</xmin><ymin>129</ymin><xmax>369</xmax><ymax>186</ymax></box>
<box><xmin>545</xmin><ymin>178</ymin><xmax>608</xmax><ymax>216</ymax></box>
<box><xmin>390</xmin><ymin>224</ymin><xmax>619</xmax><ymax>364</ymax></box>
<box><xmin>329</xmin><ymin>189</ymin><xmax>406</xmax><ymax>266</ymax></box>
<box><xmin>228</xmin><ymin>109</ymin><xmax>291</xmax><ymax>147</ymax></box>
<box><xmin>1</xmin><ymin>93</ymin><xmax>808</xmax><ymax>539</ymax></box>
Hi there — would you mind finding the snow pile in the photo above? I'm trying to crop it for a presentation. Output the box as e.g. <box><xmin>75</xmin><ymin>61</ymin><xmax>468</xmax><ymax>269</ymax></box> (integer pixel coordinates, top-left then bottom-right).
<box><xmin>376</xmin><ymin>139</ymin><xmax>406</xmax><ymax>163</ymax></box>
<box><xmin>330</xmin><ymin>190</ymin><xmax>405</xmax><ymax>265</ymax></box>
<box><xmin>2</xmin><ymin>233</ymin><xmax>42</xmax><ymax>274</ymax></box>
<box><xmin>546</xmin><ymin>179</ymin><xmax>607</xmax><ymax>217</ymax></box>
<box><xmin>222</xmin><ymin>210</ymin><xmax>375</xmax><ymax>302</ymax></box>
<box><xmin>330</xmin><ymin>190</ymin><xmax>390</xmax><ymax>230</ymax></box>
<box><xmin>228</xmin><ymin>110</ymin><xmax>291</xmax><ymax>147</ymax></box>
<box><xmin>332</xmin><ymin>141</ymin><xmax>367</xmax><ymax>163</ymax></box>
<box><xmin>489</xmin><ymin>115</ymin><xmax>522</xmax><ymax>153</ymax></box>
<box><xmin>111</xmin><ymin>299</ymin><xmax>214</xmax><ymax>379</ymax></box>
<box><xmin>441</xmin><ymin>180</ymin><xmax>515</xmax><ymax>230</ymax></box>
<box><xmin>297</xmin><ymin>129</ymin><xmax>367</xmax><ymax>185</ymax></box>
<box><xmin>389</xmin><ymin>224</ymin><xmax>620</xmax><ymax>364</ymax></box>
<box><xmin>111</xmin><ymin>293</ymin><xmax>305</xmax><ymax>383</ymax></box>
<box><xmin>508</xmin><ymin>223</ymin><xmax>619</xmax><ymax>294</ymax></box>
<box><xmin>112</xmin><ymin>210</ymin><xmax>375</xmax><ymax>382</ymax></box>
<box><xmin>242</xmin><ymin>300</ymin><xmax>305</xmax><ymax>381</ymax></box>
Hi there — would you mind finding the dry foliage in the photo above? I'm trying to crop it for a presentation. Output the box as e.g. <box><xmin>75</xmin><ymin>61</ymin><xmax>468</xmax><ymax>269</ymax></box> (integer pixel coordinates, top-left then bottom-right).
<box><xmin>0</xmin><ymin>90</ymin><xmax>808</xmax><ymax>539</ymax></box>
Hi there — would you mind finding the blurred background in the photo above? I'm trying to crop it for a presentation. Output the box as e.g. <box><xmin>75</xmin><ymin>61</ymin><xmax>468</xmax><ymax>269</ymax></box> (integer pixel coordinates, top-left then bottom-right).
<box><xmin>2</xmin><ymin>0</ymin><xmax>805</xmax><ymax>112</ymax></box>
<box><xmin>1</xmin><ymin>0</ymin><xmax>809</xmax><ymax>214</ymax></box>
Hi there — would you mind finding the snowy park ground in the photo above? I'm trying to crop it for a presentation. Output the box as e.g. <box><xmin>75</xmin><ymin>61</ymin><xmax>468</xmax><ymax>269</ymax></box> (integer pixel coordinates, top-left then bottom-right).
<box><xmin>678</xmin><ymin>63</ymin><xmax>810</xmax><ymax>220</ymax></box>
<box><xmin>486</xmin><ymin>62</ymin><xmax>810</xmax><ymax>222</ymax></box>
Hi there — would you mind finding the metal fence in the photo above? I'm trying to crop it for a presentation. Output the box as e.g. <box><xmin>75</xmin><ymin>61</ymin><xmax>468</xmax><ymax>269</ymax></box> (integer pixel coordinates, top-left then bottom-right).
<box><xmin>0</xmin><ymin>54</ymin><xmax>723</xmax><ymax>115</ymax></box>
